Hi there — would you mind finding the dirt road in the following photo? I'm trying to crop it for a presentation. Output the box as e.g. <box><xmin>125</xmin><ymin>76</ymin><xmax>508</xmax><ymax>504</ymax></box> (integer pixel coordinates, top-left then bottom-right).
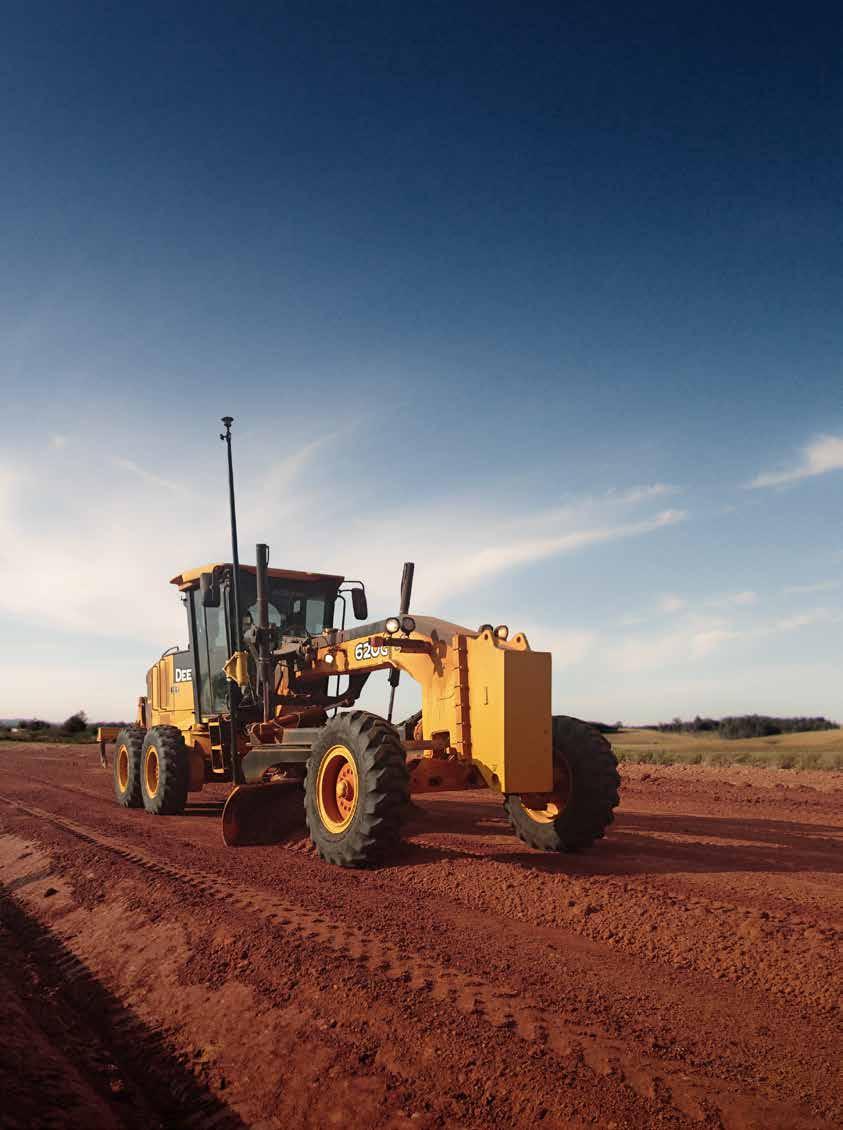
<box><xmin>1</xmin><ymin>742</ymin><xmax>840</xmax><ymax>1129</ymax></box>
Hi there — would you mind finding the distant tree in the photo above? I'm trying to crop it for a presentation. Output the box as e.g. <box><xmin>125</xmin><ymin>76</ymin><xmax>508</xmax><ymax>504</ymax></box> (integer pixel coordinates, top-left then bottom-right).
<box><xmin>61</xmin><ymin>711</ymin><xmax>89</xmax><ymax>735</ymax></box>
<box><xmin>22</xmin><ymin>718</ymin><xmax>50</xmax><ymax>732</ymax></box>
<box><xmin>654</xmin><ymin>714</ymin><xmax>837</xmax><ymax>739</ymax></box>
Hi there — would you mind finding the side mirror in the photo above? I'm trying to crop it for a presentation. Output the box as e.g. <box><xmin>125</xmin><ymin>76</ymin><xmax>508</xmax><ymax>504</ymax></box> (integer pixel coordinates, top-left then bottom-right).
<box><xmin>351</xmin><ymin>587</ymin><xmax>368</xmax><ymax>620</ymax></box>
<box><xmin>199</xmin><ymin>572</ymin><xmax>221</xmax><ymax>607</ymax></box>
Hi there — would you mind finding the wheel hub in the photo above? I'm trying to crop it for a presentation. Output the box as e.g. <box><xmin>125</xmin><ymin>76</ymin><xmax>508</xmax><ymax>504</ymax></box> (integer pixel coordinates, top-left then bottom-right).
<box><xmin>523</xmin><ymin>751</ymin><xmax>572</xmax><ymax>824</ymax></box>
<box><xmin>145</xmin><ymin>746</ymin><xmax>160</xmax><ymax>798</ymax></box>
<box><xmin>117</xmin><ymin>746</ymin><xmax>129</xmax><ymax>792</ymax></box>
<box><xmin>316</xmin><ymin>745</ymin><xmax>359</xmax><ymax>833</ymax></box>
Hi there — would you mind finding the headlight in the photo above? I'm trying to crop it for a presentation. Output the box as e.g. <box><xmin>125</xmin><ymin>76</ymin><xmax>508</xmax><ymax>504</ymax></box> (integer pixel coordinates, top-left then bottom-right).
<box><xmin>323</xmin><ymin>651</ymin><xmax>335</xmax><ymax>665</ymax></box>
<box><xmin>385</xmin><ymin>616</ymin><xmax>401</xmax><ymax>634</ymax></box>
<box><xmin>401</xmin><ymin>615</ymin><xmax>416</xmax><ymax>634</ymax></box>
<box><xmin>494</xmin><ymin>624</ymin><xmax>509</xmax><ymax>640</ymax></box>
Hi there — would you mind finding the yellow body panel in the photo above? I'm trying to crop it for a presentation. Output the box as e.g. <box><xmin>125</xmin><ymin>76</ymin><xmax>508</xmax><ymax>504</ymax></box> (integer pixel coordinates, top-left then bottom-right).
<box><xmin>465</xmin><ymin>633</ymin><xmax>553</xmax><ymax>793</ymax></box>
<box><xmin>315</xmin><ymin>618</ymin><xmax>554</xmax><ymax>794</ymax></box>
<box><xmin>146</xmin><ymin>654</ymin><xmax>196</xmax><ymax>731</ymax></box>
<box><xmin>137</xmin><ymin>609</ymin><xmax>554</xmax><ymax>796</ymax></box>
<box><xmin>223</xmin><ymin>650</ymin><xmax>250</xmax><ymax>689</ymax></box>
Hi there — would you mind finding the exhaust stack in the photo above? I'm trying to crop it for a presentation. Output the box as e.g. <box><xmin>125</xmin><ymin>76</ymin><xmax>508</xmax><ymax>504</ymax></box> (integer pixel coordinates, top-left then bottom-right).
<box><xmin>387</xmin><ymin>561</ymin><xmax>415</xmax><ymax>723</ymax></box>
<box><xmin>255</xmin><ymin>541</ymin><xmax>273</xmax><ymax>723</ymax></box>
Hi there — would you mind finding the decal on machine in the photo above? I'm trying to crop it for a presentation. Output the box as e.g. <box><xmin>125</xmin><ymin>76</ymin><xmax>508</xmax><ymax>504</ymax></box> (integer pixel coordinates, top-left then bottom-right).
<box><xmin>353</xmin><ymin>640</ymin><xmax>389</xmax><ymax>661</ymax></box>
<box><xmin>175</xmin><ymin>667</ymin><xmax>193</xmax><ymax>682</ymax></box>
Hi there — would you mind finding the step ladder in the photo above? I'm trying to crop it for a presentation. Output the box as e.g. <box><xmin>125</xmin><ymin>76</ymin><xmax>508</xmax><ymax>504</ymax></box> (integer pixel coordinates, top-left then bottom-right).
<box><xmin>208</xmin><ymin>719</ymin><xmax>228</xmax><ymax>773</ymax></box>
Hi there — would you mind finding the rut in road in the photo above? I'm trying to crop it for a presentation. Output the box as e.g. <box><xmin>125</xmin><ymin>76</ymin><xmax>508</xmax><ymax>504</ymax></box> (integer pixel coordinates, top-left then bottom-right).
<box><xmin>0</xmin><ymin>882</ymin><xmax>247</xmax><ymax>1130</ymax></box>
<box><xmin>0</xmin><ymin>791</ymin><xmax>818</xmax><ymax>1129</ymax></box>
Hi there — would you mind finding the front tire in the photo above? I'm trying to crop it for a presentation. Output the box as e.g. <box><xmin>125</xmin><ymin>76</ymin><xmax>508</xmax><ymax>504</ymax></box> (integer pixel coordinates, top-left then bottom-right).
<box><xmin>305</xmin><ymin>711</ymin><xmax>409</xmax><ymax>867</ymax></box>
<box><xmin>113</xmin><ymin>727</ymin><xmax>144</xmax><ymax>808</ymax></box>
<box><xmin>140</xmin><ymin>726</ymin><xmax>189</xmax><ymax>815</ymax></box>
<box><xmin>504</xmin><ymin>716</ymin><xmax>620</xmax><ymax>852</ymax></box>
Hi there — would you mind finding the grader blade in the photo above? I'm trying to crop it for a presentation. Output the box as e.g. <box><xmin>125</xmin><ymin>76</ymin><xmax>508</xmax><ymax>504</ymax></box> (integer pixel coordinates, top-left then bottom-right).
<box><xmin>221</xmin><ymin>781</ymin><xmax>304</xmax><ymax>846</ymax></box>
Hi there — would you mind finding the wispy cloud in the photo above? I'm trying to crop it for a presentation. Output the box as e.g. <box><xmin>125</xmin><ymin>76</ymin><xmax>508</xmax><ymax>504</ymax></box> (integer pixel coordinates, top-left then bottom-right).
<box><xmin>748</xmin><ymin>434</ymin><xmax>843</xmax><ymax>489</ymax></box>
<box><xmin>447</xmin><ymin>509</ymin><xmax>686</xmax><ymax>594</ymax></box>
<box><xmin>608</xmin><ymin>604</ymin><xmax>840</xmax><ymax>674</ymax></box>
<box><xmin>782</xmin><ymin>579</ymin><xmax>841</xmax><ymax>595</ymax></box>
<box><xmin>240</xmin><ymin>436</ymin><xmax>331</xmax><ymax>530</ymax></box>
<box><xmin>0</xmin><ymin>467</ymin><xmax>21</xmax><ymax>509</ymax></box>
<box><xmin>608</xmin><ymin>614</ymin><xmax>733</xmax><ymax>673</ymax></box>
<box><xmin>517</xmin><ymin>625</ymin><xmax>596</xmax><ymax>668</ymax></box>
<box><xmin>0</xmin><ymin>414</ymin><xmax>691</xmax><ymax>653</ymax></box>
<box><xmin>772</xmin><ymin>608</ymin><xmax>841</xmax><ymax>632</ymax></box>
<box><xmin>608</xmin><ymin>483</ymin><xmax>677</xmax><ymax>505</ymax></box>
<box><xmin>629</xmin><ymin>587</ymin><xmax>757</xmax><ymax>625</ymax></box>
<box><xmin>659</xmin><ymin>594</ymin><xmax>686</xmax><ymax>614</ymax></box>
<box><xmin>705</xmin><ymin>590</ymin><xmax>757</xmax><ymax>608</ymax></box>
<box><xmin>690</xmin><ymin>628</ymin><xmax>740</xmax><ymax>657</ymax></box>
<box><xmin>528</xmin><ymin>483</ymin><xmax>678</xmax><ymax>527</ymax></box>
<box><xmin>111</xmin><ymin>456</ymin><xmax>186</xmax><ymax>494</ymax></box>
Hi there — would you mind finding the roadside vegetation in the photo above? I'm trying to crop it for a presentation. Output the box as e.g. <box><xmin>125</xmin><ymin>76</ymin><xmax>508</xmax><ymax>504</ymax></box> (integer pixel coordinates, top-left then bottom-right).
<box><xmin>652</xmin><ymin>713</ymin><xmax>838</xmax><ymax>739</ymax></box>
<box><xmin>0</xmin><ymin>712</ymin><xmax>123</xmax><ymax>744</ymax></box>
<box><xmin>3</xmin><ymin>711</ymin><xmax>842</xmax><ymax>769</ymax></box>
<box><xmin>613</xmin><ymin>725</ymin><xmax>843</xmax><ymax>770</ymax></box>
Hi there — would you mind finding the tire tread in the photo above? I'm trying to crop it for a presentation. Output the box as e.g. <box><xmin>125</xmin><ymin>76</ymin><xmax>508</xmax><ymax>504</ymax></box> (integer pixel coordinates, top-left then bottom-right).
<box><xmin>140</xmin><ymin>725</ymin><xmax>189</xmax><ymax>815</ymax></box>
<box><xmin>305</xmin><ymin>711</ymin><xmax>409</xmax><ymax>867</ymax></box>
<box><xmin>504</xmin><ymin>715</ymin><xmax>620</xmax><ymax>853</ymax></box>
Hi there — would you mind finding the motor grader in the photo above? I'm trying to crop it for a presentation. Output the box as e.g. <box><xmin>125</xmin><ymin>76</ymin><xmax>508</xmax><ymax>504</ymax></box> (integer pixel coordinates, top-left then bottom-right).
<box><xmin>104</xmin><ymin>420</ymin><xmax>620</xmax><ymax>867</ymax></box>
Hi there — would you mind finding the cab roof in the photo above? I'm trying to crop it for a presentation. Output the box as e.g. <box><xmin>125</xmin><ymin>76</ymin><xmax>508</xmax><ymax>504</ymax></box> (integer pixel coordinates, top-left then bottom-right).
<box><xmin>170</xmin><ymin>563</ymin><xmax>345</xmax><ymax>591</ymax></box>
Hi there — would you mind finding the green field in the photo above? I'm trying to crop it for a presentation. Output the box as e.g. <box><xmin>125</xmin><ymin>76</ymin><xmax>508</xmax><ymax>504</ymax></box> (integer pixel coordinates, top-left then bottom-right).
<box><xmin>612</xmin><ymin>727</ymin><xmax>843</xmax><ymax>770</ymax></box>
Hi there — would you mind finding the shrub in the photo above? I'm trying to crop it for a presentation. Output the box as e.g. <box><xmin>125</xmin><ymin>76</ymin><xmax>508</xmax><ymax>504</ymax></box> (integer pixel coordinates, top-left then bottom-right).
<box><xmin>21</xmin><ymin>718</ymin><xmax>51</xmax><ymax>732</ymax></box>
<box><xmin>61</xmin><ymin>711</ymin><xmax>89</xmax><ymax>735</ymax></box>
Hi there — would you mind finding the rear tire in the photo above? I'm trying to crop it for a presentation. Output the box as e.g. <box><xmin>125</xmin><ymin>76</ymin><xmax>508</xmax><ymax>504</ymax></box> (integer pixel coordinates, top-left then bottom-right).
<box><xmin>140</xmin><ymin>726</ymin><xmax>189</xmax><ymax>815</ymax></box>
<box><xmin>113</xmin><ymin>727</ymin><xmax>144</xmax><ymax>808</ymax></box>
<box><xmin>305</xmin><ymin>711</ymin><xmax>409</xmax><ymax>867</ymax></box>
<box><xmin>398</xmin><ymin>710</ymin><xmax>422</xmax><ymax>742</ymax></box>
<box><xmin>504</xmin><ymin>716</ymin><xmax>620</xmax><ymax>852</ymax></box>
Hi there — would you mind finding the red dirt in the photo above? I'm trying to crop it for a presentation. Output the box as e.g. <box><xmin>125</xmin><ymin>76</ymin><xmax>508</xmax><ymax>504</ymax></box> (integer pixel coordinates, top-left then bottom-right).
<box><xmin>0</xmin><ymin>742</ymin><xmax>840</xmax><ymax>1129</ymax></box>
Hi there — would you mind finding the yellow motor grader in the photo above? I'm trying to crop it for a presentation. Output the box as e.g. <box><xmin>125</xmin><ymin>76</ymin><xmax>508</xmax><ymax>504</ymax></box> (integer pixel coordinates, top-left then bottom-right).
<box><xmin>105</xmin><ymin>419</ymin><xmax>620</xmax><ymax>867</ymax></box>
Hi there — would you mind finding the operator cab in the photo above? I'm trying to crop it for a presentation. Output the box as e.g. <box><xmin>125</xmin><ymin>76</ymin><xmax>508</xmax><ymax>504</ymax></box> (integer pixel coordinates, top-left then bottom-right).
<box><xmin>170</xmin><ymin>563</ymin><xmax>346</xmax><ymax>721</ymax></box>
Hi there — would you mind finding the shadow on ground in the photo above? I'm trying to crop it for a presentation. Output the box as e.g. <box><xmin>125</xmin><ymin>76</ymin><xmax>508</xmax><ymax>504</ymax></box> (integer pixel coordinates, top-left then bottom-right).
<box><xmin>0</xmin><ymin>887</ymin><xmax>247</xmax><ymax>1130</ymax></box>
<box><xmin>395</xmin><ymin>793</ymin><xmax>843</xmax><ymax>877</ymax></box>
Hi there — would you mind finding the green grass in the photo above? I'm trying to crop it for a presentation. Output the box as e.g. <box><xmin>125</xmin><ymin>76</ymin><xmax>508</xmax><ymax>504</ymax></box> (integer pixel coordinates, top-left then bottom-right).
<box><xmin>612</xmin><ymin>728</ymin><xmax>843</xmax><ymax>770</ymax></box>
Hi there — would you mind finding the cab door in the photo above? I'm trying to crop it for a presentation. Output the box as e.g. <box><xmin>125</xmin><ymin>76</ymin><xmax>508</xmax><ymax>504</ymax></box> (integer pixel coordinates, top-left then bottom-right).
<box><xmin>189</xmin><ymin>590</ymin><xmax>232</xmax><ymax>720</ymax></box>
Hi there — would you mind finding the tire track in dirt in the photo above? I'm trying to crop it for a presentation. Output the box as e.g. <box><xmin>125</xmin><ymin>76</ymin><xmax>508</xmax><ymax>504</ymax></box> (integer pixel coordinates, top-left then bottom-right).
<box><xmin>24</xmin><ymin>767</ymin><xmax>843</xmax><ymax>984</ymax></box>
<box><xmin>0</xmin><ymin>791</ymin><xmax>824</xmax><ymax>1129</ymax></box>
<box><xmin>5</xmin><ymin>764</ymin><xmax>843</xmax><ymax>1124</ymax></box>
<box><xmin>1</xmin><ymin>819</ymin><xmax>660</xmax><ymax>1130</ymax></box>
<box><xmin>389</xmin><ymin>789</ymin><xmax>843</xmax><ymax>1019</ymax></box>
<box><xmin>0</xmin><ymin>874</ymin><xmax>247</xmax><ymax>1130</ymax></box>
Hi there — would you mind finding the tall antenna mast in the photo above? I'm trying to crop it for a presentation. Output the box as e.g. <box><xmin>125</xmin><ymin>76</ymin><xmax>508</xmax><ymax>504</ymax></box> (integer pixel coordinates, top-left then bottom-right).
<box><xmin>220</xmin><ymin>416</ymin><xmax>243</xmax><ymax>655</ymax></box>
<box><xmin>220</xmin><ymin>415</ymin><xmax>244</xmax><ymax>784</ymax></box>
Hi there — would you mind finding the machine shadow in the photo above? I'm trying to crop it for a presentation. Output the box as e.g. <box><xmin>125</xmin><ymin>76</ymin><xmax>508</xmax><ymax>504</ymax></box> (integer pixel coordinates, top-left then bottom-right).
<box><xmin>0</xmin><ymin>888</ymin><xmax>247</xmax><ymax>1129</ymax></box>
<box><xmin>395</xmin><ymin>793</ymin><xmax>843</xmax><ymax>877</ymax></box>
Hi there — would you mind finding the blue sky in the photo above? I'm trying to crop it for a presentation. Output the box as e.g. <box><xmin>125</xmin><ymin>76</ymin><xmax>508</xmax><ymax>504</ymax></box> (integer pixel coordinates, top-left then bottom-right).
<box><xmin>1</xmin><ymin>3</ymin><xmax>841</xmax><ymax>723</ymax></box>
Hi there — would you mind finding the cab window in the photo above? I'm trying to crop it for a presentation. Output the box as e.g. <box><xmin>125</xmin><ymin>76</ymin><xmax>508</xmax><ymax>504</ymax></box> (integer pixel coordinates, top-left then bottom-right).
<box><xmin>192</xmin><ymin>596</ymin><xmax>230</xmax><ymax>717</ymax></box>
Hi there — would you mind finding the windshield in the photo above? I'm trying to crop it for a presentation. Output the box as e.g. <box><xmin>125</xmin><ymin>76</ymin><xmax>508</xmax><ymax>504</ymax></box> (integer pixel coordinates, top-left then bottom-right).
<box><xmin>240</xmin><ymin>575</ymin><xmax>332</xmax><ymax>638</ymax></box>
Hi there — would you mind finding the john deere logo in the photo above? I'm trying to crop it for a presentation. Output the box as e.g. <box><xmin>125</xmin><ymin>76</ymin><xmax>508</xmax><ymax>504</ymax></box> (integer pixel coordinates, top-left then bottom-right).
<box><xmin>175</xmin><ymin>667</ymin><xmax>193</xmax><ymax>682</ymax></box>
